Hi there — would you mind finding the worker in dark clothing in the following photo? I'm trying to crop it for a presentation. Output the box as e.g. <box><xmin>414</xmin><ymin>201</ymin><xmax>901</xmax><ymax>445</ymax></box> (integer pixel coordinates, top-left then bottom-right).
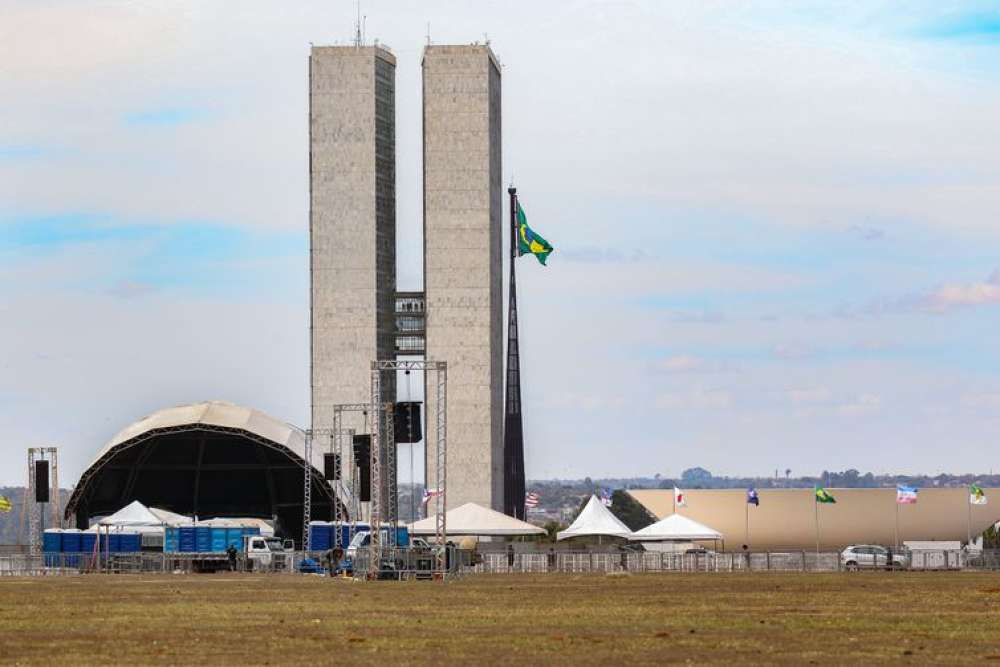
<box><xmin>507</xmin><ymin>543</ymin><xmax>515</xmax><ymax>569</ymax></box>
<box><xmin>226</xmin><ymin>544</ymin><xmax>238</xmax><ymax>572</ymax></box>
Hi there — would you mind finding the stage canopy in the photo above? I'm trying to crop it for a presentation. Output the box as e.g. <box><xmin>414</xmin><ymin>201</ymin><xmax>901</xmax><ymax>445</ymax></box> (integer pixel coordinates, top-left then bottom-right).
<box><xmin>557</xmin><ymin>495</ymin><xmax>633</xmax><ymax>541</ymax></box>
<box><xmin>629</xmin><ymin>513</ymin><xmax>722</xmax><ymax>542</ymax></box>
<box><xmin>64</xmin><ymin>401</ymin><xmax>344</xmax><ymax>545</ymax></box>
<box><xmin>409</xmin><ymin>502</ymin><xmax>545</xmax><ymax>537</ymax></box>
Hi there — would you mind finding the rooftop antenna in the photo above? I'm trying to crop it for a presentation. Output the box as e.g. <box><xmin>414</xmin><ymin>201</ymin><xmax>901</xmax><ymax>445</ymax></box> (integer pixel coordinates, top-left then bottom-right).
<box><xmin>426</xmin><ymin>22</ymin><xmax>431</xmax><ymax>46</ymax></box>
<box><xmin>354</xmin><ymin>0</ymin><xmax>362</xmax><ymax>47</ymax></box>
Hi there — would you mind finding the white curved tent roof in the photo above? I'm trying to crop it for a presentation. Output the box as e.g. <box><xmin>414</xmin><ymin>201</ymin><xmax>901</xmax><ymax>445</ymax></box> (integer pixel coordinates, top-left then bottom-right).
<box><xmin>69</xmin><ymin>400</ymin><xmax>351</xmax><ymax>517</ymax></box>
<box><xmin>557</xmin><ymin>495</ymin><xmax>633</xmax><ymax>540</ymax></box>
<box><xmin>93</xmin><ymin>401</ymin><xmax>309</xmax><ymax>465</ymax></box>
<box><xmin>629</xmin><ymin>513</ymin><xmax>722</xmax><ymax>541</ymax></box>
<box><xmin>409</xmin><ymin>503</ymin><xmax>545</xmax><ymax>537</ymax></box>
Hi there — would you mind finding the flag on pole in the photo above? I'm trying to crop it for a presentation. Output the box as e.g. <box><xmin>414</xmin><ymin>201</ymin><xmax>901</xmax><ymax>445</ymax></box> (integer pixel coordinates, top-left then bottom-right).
<box><xmin>674</xmin><ymin>487</ymin><xmax>687</xmax><ymax>508</ymax></box>
<box><xmin>421</xmin><ymin>488</ymin><xmax>444</xmax><ymax>505</ymax></box>
<box><xmin>516</xmin><ymin>203</ymin><xmax>554</xmax><ymax>265</ymax></box>
<box><xmin>896</xmin><ymin>485</ymin><xmax>918</xmax><ymax>504</ymax></box>
<box><xmin>599</xmin><ymin>488</ymin><xmax>613</xmax><ymax>507</ymax></box>
<box><xmin>525</xmin><ymin>491</ymin><xmax>540</xmax><ymax>508</ymax></box>
<box><xmin>970</xmin><ymin>484</ymin><xmax>988</xmax><ymax>506</ymax></box>
<box><xmin>815</xmin><ymin>487</ymin><xmax>836</xmax><ymax>504</ymax></box>
<box><xmin>747</xmin><ymin>487</ymin><xmax>760</xmax><ymax>506</ymax></box>
<box><xmin>0</xmin><ymin>495</ymin><xmax>12</xmax><ymax>513</ymax></box>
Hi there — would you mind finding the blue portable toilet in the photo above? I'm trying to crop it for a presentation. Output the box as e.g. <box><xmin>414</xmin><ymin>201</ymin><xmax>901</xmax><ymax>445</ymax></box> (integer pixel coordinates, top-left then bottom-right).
<box><xmin>195</xmin><ymin>526</ymin><xmax>211</xmax><ymax>552</ymax></box>
<box><xmin>310</xmin><ymin>522</ymin><xmax>331</xmax><ymax>551</ymax></box>
<box><xmin>179</xmin><ymin>526</ymin><xmax>197</xmax><ymax>552</ymax></box>
<box><xmin>119</xmin><ymin>533</ymin><xmax>141</xmax><ymax>553</ymax></box>
<box><xmin>210</xmin><ymin>528</ymin><xmax>227</xmax><ymax>552</ymax></box>
<box><xmin>225</xmin><ymin>528</ymin><xmax>244</xmax><ymax>550</ymax></box>
<box><xmin>61</xmin><ymin>529</ymin><xmax>83</xmax><ymax>553</ymax></box>
<box><xmin>81</xmin><ymin>532</ymin><xmax>97</xmax><ymax>554</ymax></box>
<box><xmin>164</xmin><ymin>527</ymin><xmax>179</xmax><ymax>553</ymax></box>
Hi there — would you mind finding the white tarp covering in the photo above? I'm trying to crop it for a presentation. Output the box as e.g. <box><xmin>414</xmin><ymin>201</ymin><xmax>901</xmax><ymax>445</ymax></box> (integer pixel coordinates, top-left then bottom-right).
<box><xmin>150</xmin><ymin>507</ymin><xmax>193</xmax><ymax>526</ymax></box>
<box><xmin>97</xmin><ymin>500</ymin><xmax>166</xmax><ymax>531</ymax></box>
<box><xmin>408</xmin><ymin>502</ymin><xmax>546</xmax><ymax>537</ymax></box>
<box><xmin>557</xmin><ymin>495</ymin><xmax>633</xmax><ymax>541</ymax></box>
<box><xmin>629</xmin><ymin>513</ymin><xmax>723</xmax><ymax>541</ymax></box>
<box><xmin>200</xmin><ymin>517</ymin><xmax>274</xmax><ymax>536</ymax></box>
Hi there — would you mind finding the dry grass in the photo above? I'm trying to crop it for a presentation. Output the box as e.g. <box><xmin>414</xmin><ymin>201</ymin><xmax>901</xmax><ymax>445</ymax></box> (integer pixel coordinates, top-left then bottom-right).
<box><xmin>2</xmin><ymin>572</ymin><xmax>1000</xmax><ymax>664</ymax></box>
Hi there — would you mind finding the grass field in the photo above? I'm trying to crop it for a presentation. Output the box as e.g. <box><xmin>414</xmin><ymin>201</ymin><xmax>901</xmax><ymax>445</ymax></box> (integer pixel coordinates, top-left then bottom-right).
<box><xmin>2</xmin><ymin>572</ymin><xmax>1000</xmax><ymax>664</ymax></box>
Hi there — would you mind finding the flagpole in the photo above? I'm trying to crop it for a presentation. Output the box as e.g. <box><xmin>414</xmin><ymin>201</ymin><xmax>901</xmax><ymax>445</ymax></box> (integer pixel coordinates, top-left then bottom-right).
<box><xmin>967</xmin><ymin>490</ymin><xmax>972</xmax><ymax>548</ymax></box>
<box><xmin>745</xmin><ymin>500</ymin><xmax>749</xmax><ymax>548</ymax></box>
<box><xmin>814</xmin><ymin>493</ymin><xmax>819</xmax><ymax>555</ymax></box>
<box><xmin>894</xmin><ymin>495</ymin><xmax>899</xmax><ymax>550</ymax></box>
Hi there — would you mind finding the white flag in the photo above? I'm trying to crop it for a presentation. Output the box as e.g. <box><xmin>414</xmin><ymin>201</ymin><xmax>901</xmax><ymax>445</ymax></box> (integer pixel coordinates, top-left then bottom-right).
<box><xmin>674</xmin><ymin>486</ymin><xmax>687</xmax><ymax>508</ymax></box>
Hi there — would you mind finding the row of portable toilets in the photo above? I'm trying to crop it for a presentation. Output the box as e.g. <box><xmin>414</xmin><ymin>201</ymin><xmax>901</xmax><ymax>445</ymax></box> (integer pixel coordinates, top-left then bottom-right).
<box><xmin>42</xmin><ymin>526</ymin><xmax>261</xmax><ymax>557</ymax></box>
<box><xmin>164</xmin><ymin>526</ymin><xmax>260</xmax><ymax>553</ymax></box>
<box><xmin>43</xmin><ymin>529</ymin><xmax>141</xmax><ymax>555</ymax></box>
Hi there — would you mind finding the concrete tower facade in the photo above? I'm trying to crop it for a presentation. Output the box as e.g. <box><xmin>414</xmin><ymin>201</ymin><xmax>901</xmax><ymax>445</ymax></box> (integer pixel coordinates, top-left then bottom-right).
<box><xmin>309</xmin><ymin>45</ymin><xmax>397</xmax><ymax>436</ymax></box>
<box><xmin>422</xmin><ymin>45</ymin><xmax>503</xmax><ymax>511</ymax></box>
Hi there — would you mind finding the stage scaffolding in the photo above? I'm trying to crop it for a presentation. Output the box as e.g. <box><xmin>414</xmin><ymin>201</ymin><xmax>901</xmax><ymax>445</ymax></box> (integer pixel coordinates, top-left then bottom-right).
<box><xmin>371</xmin><ymin>359</ymin><xmax>448</xmax><ymax>577</ymax></box>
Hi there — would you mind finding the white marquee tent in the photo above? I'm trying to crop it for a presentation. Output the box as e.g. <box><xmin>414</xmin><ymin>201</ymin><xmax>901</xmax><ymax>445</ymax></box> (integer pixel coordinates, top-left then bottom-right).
<box><xmin>557</xmin><ymin>495</ymin><xmax>633</xmax><ymax>541</ymax></box>
<box><xmin>409</xmin><ymin>502</ymin><xmax>545</xmax><ymax>537</ymax></box>
<box><xmin>629</xmin><ymin>513</ymin><xmax>723</xmax><ymax>542</ymax></box>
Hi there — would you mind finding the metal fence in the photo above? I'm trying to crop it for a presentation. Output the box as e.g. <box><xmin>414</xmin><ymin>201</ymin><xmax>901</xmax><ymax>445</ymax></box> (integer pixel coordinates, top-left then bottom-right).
<box><xmin>4</xmin><ymin>548</ymin><xmax>997</xmax><ymax>577</ymax></box>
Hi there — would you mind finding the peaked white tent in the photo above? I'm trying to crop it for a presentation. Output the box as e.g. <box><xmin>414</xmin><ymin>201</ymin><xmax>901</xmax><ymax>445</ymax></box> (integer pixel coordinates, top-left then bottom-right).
<box><xmin>96</xmin><ymin>500</ymin><xmax>170</xmax><ymax>533</ymax></box>
<box><xmin>409</xmin><ymin>502</ymin><xmax>545</xmax><ymax>537</ymax></box>
<box><xmin>629</xmin><ymin>513</ymin><xmax>722</xmax><ymax>542</ymax></box>
<box><xmin>557</xmin><ymin>495</ymin><xmax>633</xmax><ymax>541</ymax></box>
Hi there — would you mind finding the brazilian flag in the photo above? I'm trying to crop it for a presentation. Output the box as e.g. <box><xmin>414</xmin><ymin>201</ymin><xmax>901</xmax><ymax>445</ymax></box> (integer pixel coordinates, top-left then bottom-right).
<box><xmin>0</xmin><ymin>495</ymin><xmax>12</xmax><ymax>513</ymax></box>
<box><xmin>517</xmin><ymin>203</ymin><xmax>554</xmax><ymax>266</ymax></box>
<box><xmin>815</xmin><ymin>487</ymin><xmax>836</xmax><ymax>504</ymax></box>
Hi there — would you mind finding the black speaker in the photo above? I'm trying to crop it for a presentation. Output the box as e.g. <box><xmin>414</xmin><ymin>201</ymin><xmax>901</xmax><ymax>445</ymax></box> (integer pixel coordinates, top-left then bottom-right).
<box><xmin>359</xmin><ymin>465</ymin><xmax>371</xmax><ymax>502</ymax></box>
<box><xmin>352</xmin><ymin>434</ymin><xmax>371</xmax><ymax>467</ymax></box>
<box><xmin>394</xmin><ymin>402</ymin><xmax>423</xmax><ymax>443</ymax></box>
<box><xmin>35</xmin><ymin>461</ymin><xmax>49</xmax><ymax>503</ymax></box>
<box><xmin>324</xmin><ymin>453</ymin><xmax>341</xmax><ymax>481</ymax></box>
<box><xmin>353</xmin><ymin>435</ymin><xmax>372</xmax><ymax>502</ymax></box>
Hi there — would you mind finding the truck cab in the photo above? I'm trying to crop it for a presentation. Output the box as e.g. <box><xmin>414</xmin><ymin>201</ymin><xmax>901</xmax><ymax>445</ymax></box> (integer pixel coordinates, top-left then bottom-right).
<box><xmin>244</xmin><ymin>535</ymin><xmax>290</xmax><ymax>571</ymax></box>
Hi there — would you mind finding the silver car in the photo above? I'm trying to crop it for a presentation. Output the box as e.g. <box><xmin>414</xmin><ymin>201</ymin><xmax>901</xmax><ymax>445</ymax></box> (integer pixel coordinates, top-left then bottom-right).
<box><xmin>841</xmin><ymin>544</ymin><xmax>909</xmax><ymax>571</ymax></box>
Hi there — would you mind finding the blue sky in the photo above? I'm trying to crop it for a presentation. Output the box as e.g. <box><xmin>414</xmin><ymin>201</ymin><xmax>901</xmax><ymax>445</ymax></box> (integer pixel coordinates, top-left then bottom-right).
<box><xmin>3</xmin><ymin>1</ymin><xmax>1000</xmax><ymax>485</ymax></box>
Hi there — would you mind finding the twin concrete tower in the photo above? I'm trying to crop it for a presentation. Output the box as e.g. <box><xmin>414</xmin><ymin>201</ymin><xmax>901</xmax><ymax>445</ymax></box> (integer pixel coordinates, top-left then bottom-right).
<box><xmin>309</xmin><ymin>43</ymin><xmax>504</xmax><ymax>513</ymax></box>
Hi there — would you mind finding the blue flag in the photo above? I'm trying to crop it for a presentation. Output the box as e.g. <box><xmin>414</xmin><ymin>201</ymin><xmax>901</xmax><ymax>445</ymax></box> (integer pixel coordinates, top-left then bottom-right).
<box><xmin>747</xmin><ymin>487</ymin><xmax>760</xmax><ymax>506</ymax></box>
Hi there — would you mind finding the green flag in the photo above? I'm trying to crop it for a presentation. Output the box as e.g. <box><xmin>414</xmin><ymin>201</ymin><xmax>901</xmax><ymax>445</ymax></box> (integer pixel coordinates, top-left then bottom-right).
<box><xmin>815</xmin><ymin>487</ymin><xmax>836</xmax><ymax>504</ymax></box>
<box><xmin>971</xmin><ymin>483</ymin><xmax>987</xmax><ymax>505</ymax></box>
<box><xmin>516</xmin><ymin>203</ymin><xmax>554</xmax><ymax>265</ymax></box>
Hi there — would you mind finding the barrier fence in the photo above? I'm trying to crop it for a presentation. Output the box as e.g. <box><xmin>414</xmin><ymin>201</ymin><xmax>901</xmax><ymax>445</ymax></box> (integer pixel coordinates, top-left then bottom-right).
<box><xmin>0</xmin><ymin>548</ymin><xmax>991</xmax><ymax>577</ymax></box>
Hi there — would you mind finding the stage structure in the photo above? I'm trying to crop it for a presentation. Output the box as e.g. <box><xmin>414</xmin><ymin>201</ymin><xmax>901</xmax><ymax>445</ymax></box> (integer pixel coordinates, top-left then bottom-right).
<box><xmin>23</xmin><ymin>447</ymin><xmax>59</xmax><ymax>555</ymax></box>
<box><xmin>503</xmin><ymin>187</ymin><xmax>527</xmax><ymax>520</ymax></box>
<box><xmin>371</xmin><ymin>359</ymin><xmax>448</xmax><ymax>576</ymax></box>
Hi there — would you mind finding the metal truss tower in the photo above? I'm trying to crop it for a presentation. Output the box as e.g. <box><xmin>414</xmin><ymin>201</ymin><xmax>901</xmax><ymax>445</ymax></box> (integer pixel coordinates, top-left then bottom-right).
<box><xmin>25</xmin><ymin>447</ymin><xmax>59</xmax><ymax>555</ymax></box>
<box><xmin>503</xmin><ymin>187</ymin><xmax>527</xmax><ymax>520</ymax></box>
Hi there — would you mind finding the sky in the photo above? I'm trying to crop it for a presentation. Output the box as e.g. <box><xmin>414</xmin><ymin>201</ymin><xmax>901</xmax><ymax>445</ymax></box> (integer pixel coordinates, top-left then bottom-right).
<box><xmin>3</xmin><ymin>1</ymin><xmax>1000</xmax><ymax>486</ymax></box>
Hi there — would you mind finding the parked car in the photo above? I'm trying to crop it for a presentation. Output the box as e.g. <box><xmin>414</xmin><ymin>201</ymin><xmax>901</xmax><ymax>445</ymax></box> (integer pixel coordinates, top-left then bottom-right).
<box><xmin>841</xmin><ymin>544</ymin><xmax>909</xmax><ymax>571</ymax></box>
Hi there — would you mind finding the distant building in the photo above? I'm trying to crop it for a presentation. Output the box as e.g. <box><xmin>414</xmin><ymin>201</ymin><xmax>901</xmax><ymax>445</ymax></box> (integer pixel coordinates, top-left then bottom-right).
<box><xmin>309</xmin><ymin>44</ymin><xmax>397</xmax><ymax>465</ymax></box>
<box><xmin>422</xmin><ymin>45</ymin><xmax>504</xmax><ymax>512</ymax></box>
<box><xmin>630</xmin><ymin>488</ymin><xmax>1000</xmax><ymax>550</ymax></box>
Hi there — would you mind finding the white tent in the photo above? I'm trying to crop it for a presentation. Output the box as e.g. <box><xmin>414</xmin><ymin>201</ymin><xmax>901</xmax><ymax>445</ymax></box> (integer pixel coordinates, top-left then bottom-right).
<box><xmin>408</xmin><ymin>502</ymin><xmax>545</xmax><ymax>537</ymax></box>
<box><xmin>629</xmin><ymin>513</ymin><xmax>722</xmax><ymax>542</ymax></box>
<box><xmin>96</xmin><ymin>500</ymin><xmax>168</xmax><ymax>533</ymax></box>
<box><xmin>557</xmin><ymin>495</ymin><xmax>633</xmax><ymax>541</ymax></box>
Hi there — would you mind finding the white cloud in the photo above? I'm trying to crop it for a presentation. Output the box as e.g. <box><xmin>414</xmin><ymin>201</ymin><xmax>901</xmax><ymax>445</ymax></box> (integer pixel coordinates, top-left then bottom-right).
<box><xmin>926</xmin><ymin>269</ymin><xmax>1000</xmax><ymax>311</ymax></box>
<box><xmin>787</xmin><ymin>387</ymin><xmax>833</xmax><ymax>405</ymax></box>
<box><xmin>656</xmin><ymin>388</ymin><xmax>732</xmax><ymax>410</ymax></box>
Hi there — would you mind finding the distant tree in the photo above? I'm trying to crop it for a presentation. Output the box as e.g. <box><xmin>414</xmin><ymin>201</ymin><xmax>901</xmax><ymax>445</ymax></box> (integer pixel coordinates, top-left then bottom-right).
<box><xmin>681</xmin><ymin>467</ymin><xmax>712</xmax><ymax>486</ymax></box>
<box><xmin>540</xmin><ymin>521</ymin><xmax>565</xmax><ymax>543</ymax></box>
<box><xmin>654</xmin><ymin>473</ymin><xmax>661</xmax><ymax>480</ymax></box>
<box><xmin>608</xmin><ymin>490</ymin><xmax>656</xmax><ymax>531</ymax></box>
